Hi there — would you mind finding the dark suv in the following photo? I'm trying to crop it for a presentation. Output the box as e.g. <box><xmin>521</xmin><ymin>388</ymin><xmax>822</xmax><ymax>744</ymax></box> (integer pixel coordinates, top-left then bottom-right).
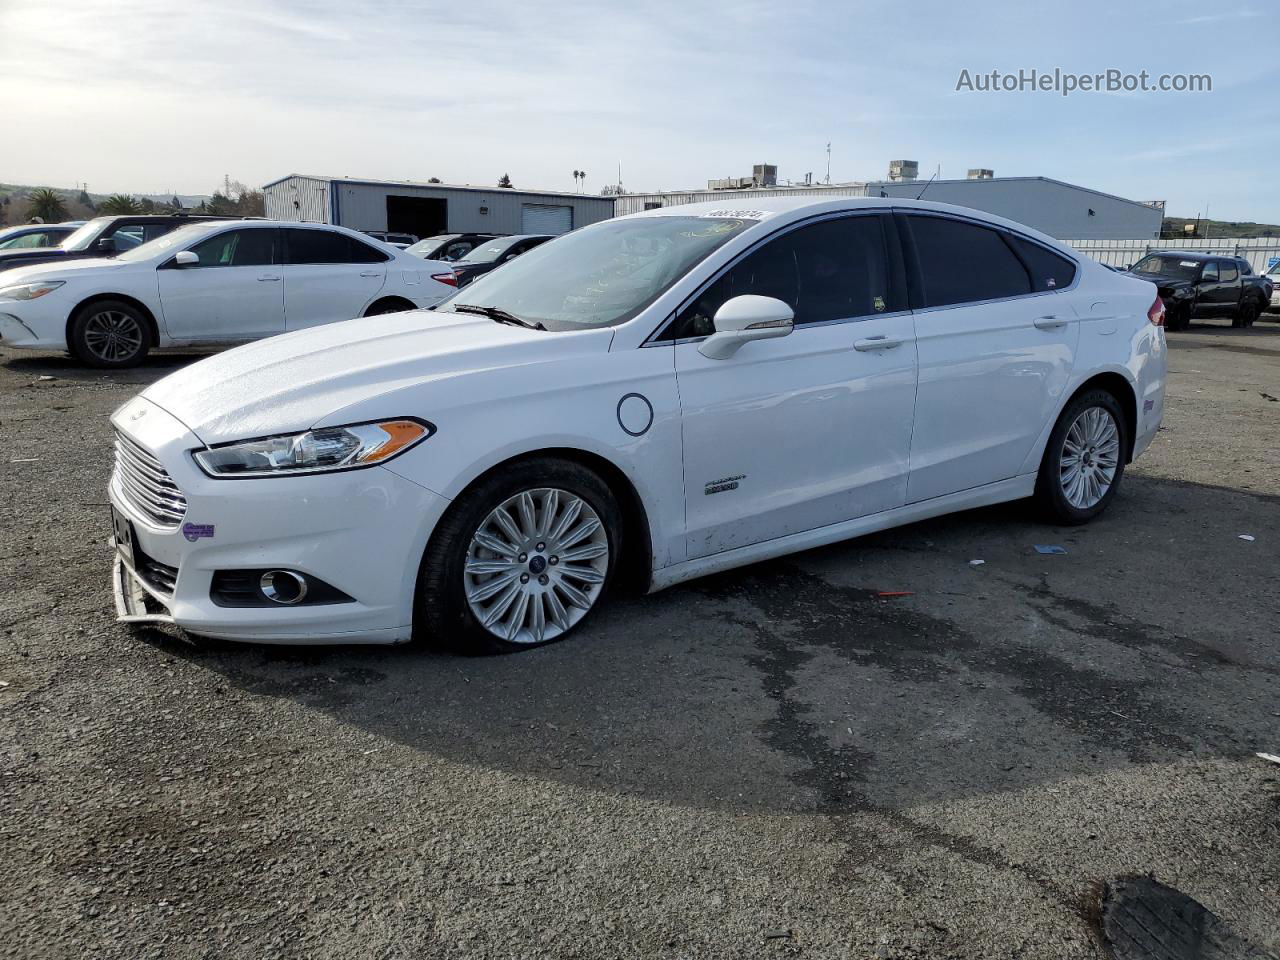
<box><xmin>0</xmin><ymin>215</ymin><xmax>223</xmax><ymax>274</ymax></box>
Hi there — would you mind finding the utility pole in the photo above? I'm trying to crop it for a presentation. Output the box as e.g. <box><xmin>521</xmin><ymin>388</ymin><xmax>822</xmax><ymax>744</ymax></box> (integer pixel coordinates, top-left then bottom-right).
<box><xmin>825</xmin><ymin>143</ymin><xmax>831</xmax><ymax>184</ymax></box>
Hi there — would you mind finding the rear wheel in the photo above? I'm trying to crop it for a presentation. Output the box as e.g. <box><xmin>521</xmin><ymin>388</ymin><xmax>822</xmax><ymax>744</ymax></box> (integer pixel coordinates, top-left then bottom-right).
<box><xmin>69</xmin><ymin>300</ymin><xmax>152</xmax><ymax>368</ymax></box>
<box><xmin>1034</xmin><ymin>389</ymin><xmax>1128</xmax><ymax>525</ymax></box>
<box><xmin>1236</xmin><ymin>299</ymin><xmax>1260</xmax><ymax>328</ymax></box>
<box><xmin>365</xmin><ymin>298</ymin><xmax>415</xmax><ymax>317</ymax></box>
<box><xmin>416</xmin><ymin>458</ymin><xmax>622</xmax><ymax>654</ymax></box>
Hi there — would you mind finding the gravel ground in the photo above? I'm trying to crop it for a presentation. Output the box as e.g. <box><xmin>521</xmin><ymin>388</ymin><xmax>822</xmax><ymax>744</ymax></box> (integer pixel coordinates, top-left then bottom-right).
<box><xmin>1</xmin><ymin>318</ymin><xmax>1278</xmax><ymax>959</ymax></box>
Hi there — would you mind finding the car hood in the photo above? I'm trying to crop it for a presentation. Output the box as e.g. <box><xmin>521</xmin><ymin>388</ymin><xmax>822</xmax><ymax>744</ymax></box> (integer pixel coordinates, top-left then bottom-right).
<box><xmin>0</xmin><ymin>256</ymin><xmax>129</xmax><ymax>284</ymax></box>
<box><xmin>141</xmin><ymin>310</ymin><xmax>614</xmax><ymax>444</ymax></box>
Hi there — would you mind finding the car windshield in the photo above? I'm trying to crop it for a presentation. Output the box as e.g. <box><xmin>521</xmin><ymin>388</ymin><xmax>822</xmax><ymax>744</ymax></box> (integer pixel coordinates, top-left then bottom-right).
<box><xmin>113</xmin><ymin>224</ymin><xmax>213</xmax><ymax>262</ymax></box>
<box><xmin>1131</xmin><ymin>255</ymin><xmax>1203</xmax><ymax>281</ymax></box>
<box><xmin>1267</xmin><ymin>262</ymin><xmax>1280</xmax><ymax>278</ymax></box>
<box><xmin>405</xmin><ymin>235</ymin><xmax>456</xmax><ymax>257</ymax></box>
<box><xmin>60</xmin><ymin>218</ymin><xmax>113</xmax><ymax>251</ymax></box>
<box><xmin>438</xmin><ymin>216</ymin><xmax>754</xmax><ymax>331</ymax></box>
<box><xmin>458</xmin><ymin>237</ymin><xmax>527</xmax><ymax>263</ymax></box>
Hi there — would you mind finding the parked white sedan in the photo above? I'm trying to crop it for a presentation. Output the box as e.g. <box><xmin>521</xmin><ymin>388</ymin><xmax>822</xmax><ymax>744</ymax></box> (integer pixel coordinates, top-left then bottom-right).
<box><xmin>0</xmin><ymin>220</ymin><xmax>456</xmax><ymax>366</ymax></box>
<box><xmin>108</xmin><ymin>196</ymin><xmax>1167</xmax><ymax>652</ymax></box>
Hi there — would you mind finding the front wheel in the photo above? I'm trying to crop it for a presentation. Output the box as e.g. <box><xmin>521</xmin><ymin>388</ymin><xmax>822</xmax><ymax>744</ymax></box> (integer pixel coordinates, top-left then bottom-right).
<box><xmin>69</xmin><ymin>300</ymin><xmax>152</xmax><ymax>368</ymax></box>
<box><xmin>1166</xmin><ymin>303</ymin><xmax>1191</xmax><ymax>331</ymax></box>
<box><xmin>416</xmin><ymin>459</ymin><xmax>623</xmax><ymax>654</ymax></box>
<box><xmin>1034</xmin><ymin>389</ymin><xmax>1128</xmax><ymax>525</ymax></box>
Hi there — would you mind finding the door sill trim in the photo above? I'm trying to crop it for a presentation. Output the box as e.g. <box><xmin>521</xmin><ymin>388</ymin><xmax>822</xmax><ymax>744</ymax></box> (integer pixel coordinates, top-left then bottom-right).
<box><xmin>648</xmin><ymin>474</ymin><xmax>1037</xmax><ymax>592</ymax></box>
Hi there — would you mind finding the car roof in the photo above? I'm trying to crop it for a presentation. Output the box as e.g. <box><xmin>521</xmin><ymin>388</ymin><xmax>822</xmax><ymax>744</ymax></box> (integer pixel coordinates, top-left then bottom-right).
<box><xmin>1144</xmin><ymin>251</ymin><xmax>1226</xmax><ymax>262</ymax></box>
<box><xmin>622</xmin><ymin>195</ymin><xmax>1069</xmax><ymax>249</ymax></box>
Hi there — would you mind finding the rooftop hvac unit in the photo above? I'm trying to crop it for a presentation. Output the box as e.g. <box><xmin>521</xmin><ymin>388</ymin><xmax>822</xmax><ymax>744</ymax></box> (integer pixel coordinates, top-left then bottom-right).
<box><xmin>752</xmin><ymin>164</ymin><xmax>778</xmax><ymax>187</ymax></box>
<box><xmin>967</xmin><ymin>168</ymin><xmax>994</xmax><ymax>179</ymax></box>
<box><xmin>888</xmin><ymin>160</ymin><xmax>918</xmax><ymax>182</ymax></box>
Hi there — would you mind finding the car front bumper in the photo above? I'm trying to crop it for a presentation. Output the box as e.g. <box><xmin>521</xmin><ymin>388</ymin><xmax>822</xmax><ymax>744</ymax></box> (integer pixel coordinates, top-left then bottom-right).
<box><xmin>108</xmin><ymin>397</ymin><xmax>451</xmax><ymax>644</ymax></box>
<box><xmin>0</xmin><ymin>306</ymin><xmax>63</xmax><ymax>350</ymax></box>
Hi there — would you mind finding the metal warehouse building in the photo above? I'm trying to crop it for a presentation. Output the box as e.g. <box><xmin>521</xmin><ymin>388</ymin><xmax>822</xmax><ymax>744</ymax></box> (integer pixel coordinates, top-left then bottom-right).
<box><xmin>615</xmin><ymin>176</ymin><xmax>1163</xmax><ymax>241</ymax></box>
<box><xmin>263</xmin><ymin>175</ymin><xmax>616</xmax><ymax>239</ymax></box>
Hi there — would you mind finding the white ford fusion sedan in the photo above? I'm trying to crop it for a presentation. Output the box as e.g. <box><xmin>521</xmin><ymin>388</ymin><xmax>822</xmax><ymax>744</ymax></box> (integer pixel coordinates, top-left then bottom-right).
<box><xmin>108</xmin><ymin>196</ymin><xmax>1167</xmax><ymax>652</ymax></box>
<box><xmin>0</xmin><ymin>220</ymin><xmax>456</xmax><ymax>367</ymax></box>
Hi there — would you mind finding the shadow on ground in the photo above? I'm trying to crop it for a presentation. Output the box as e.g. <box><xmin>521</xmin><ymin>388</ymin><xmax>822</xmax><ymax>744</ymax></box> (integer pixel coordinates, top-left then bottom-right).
<box><xmin>136</xmin><ymin>473</ymin><xmax>1280</xmax><ymax>815</ymax></box>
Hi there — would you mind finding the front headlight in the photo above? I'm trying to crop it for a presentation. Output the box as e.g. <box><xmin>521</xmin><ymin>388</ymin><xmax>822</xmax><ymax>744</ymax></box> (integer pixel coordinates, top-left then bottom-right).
<box><xmin>193</xmin><ymin>419</ymin><xmax>434</xmax><ymax>478</ymax></box>
<box><xmin>0</xmin><ymin>280</ymin><xmax>66</xmax><ymax>301</ymax></box>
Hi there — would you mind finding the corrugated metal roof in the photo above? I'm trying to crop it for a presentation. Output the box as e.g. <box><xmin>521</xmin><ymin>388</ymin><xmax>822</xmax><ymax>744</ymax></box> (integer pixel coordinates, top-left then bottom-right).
<box><xmin>261</xmin><ymin>173</ymin><xmax>608</xmax><ymax>202</ymax></box>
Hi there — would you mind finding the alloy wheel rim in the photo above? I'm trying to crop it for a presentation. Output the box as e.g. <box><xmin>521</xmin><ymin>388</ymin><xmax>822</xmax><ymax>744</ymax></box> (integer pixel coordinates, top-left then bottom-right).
<box><xmin>84</xmin><ymin>310</ymin><xmax>143</xmax><ymax>362</ymax></box>
<box><xmin>464</xmin><ymin>487</ymin><xmax>609</xmax><ymax>644</ymax></box>
<box><xmin>1060</xmin><ymin>406</ymin><xmax>1120</xmax><ymax>509</ymax></box>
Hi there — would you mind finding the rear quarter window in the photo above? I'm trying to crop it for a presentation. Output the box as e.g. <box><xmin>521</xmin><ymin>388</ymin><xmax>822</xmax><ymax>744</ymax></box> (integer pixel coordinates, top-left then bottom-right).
<box><xmin>1007</xmin><ymin>235</ymin><xmax>1077</xmax><ymax>292</ymax></box>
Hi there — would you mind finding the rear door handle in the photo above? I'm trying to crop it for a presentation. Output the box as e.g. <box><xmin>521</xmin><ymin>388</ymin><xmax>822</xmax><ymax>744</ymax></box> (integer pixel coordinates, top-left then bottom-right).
<box><xmin>854</xmin><ymin>335</ymin><xmax>904</xmax><ymax>351</ymax></box>
<box><xmin>257</xmin><ymin>274</ymin><xmax>281</xmax><ymax>282</ymax></box>
<box><xmin>1034</xmin><ymin>316</ymin><xmax>1067</xmax><ymax>330</ymax></box>
<box><xmin>359</xmin><ymin>271</ymin><xmax>381</xmax><ymax>278</ymax></box>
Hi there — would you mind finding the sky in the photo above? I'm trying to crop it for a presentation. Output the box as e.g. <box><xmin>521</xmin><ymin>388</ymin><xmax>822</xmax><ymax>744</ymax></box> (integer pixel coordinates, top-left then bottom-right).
<box><xmin>2</xmin><ymin>0</ymin><xmax>1278</xmax><ymax>222</ymax></box>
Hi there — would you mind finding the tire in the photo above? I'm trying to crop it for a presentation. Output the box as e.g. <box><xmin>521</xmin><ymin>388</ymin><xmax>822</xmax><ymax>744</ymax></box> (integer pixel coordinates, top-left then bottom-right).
<box><xmin>1236</xmin><ymin>299</ymin><xmax>1260</xmax><ymax>328</ymax></box>
<box><xmin>416</xmin><ymin>458</ymin><xmax>623</xmax><ymax>655</ymax></box>
<box><xmin>1034</xmin><ymin>389</ymin><xmax>1128</xmax><ymax>525</ymax></box>
<box><xmin>365</xmin><ymin>298</ymin><xmax>414</xmax><ymax>317</ymax></box>
<box><xmin>69</xmin><ymin>299</ymin><xmax>152</xmax><ymax>368</ymax></box>
<box><xmin>1166</xmin><ymin>303</ymin><xmax>1191</xmax><ymax>331</ymax></box>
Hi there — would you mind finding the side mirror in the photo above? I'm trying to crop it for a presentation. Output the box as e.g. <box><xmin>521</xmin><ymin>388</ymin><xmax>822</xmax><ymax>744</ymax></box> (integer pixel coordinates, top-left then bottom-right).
<box><xmin>95</xmin><ymin>237</ymin><xmax>115</xmax><ymax>252</ymax></box>
<box><xmin>173</xmin><ymin>251</ymin><xmax>199</xmax><ymax>267</ymax></box>
<box><xmin>698</xmin><ymin>295</ymin><xmax>794</xmax><ymax>360</ymax></box>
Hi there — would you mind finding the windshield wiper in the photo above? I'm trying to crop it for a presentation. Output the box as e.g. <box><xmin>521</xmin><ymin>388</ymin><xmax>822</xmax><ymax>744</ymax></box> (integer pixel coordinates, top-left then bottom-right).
<box><xmin>452</xmin><ymin>303</ymin><xmax>545</xmax><ymax>330</ymax></box>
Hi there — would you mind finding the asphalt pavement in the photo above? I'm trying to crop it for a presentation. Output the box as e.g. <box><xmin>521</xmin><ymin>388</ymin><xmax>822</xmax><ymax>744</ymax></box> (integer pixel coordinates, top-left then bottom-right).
<box><xmin>1</xmin><ymin>318</ymin><xmax>1277</xmax><ymax>959</ymax></box>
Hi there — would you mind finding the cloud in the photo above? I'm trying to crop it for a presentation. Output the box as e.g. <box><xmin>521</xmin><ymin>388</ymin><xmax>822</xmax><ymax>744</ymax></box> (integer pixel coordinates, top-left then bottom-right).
<box><xmin>1174</xmin><ymin>8</ymin><xmax>1262</xmax><ymax>24</ymax></box>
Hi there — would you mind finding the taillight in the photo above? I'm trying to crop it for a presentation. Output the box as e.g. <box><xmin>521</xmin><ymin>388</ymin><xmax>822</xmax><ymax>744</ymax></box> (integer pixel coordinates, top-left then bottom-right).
<box><xmin>431</xmin><ymin>272</ymin><xmax>457</xmax><ymax>287</ymax></box>
<box><xmin>1147</xmin><ymin>295</ymin><xmax>1165</xmax><ymax>327</ymax></box>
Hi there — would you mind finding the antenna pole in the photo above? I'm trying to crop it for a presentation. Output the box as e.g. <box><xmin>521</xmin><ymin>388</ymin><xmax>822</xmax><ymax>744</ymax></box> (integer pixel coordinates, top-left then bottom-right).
<box><xmin>915</xmin><ymin>167</ymin><xmax>939</xmax><ymax>201</ymax></box>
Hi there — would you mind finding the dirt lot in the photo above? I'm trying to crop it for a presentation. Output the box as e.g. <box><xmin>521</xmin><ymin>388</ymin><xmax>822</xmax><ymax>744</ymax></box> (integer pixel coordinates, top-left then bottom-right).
<box><xmin>1</xmin><ymin>319</ymin><xmax>1278</xmax><ymax>959</ymax></box>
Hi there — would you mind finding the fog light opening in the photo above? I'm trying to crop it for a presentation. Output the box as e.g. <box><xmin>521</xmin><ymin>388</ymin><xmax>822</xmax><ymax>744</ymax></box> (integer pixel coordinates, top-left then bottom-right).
<box><xmin>259</xmin><ymin>570</ymin><xmax>308</xmax><ymax>605</ymax></box>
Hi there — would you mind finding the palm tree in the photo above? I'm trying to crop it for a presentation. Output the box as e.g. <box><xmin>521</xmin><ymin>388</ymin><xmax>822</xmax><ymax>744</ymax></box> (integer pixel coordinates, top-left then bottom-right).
<box><xmin>98</xmin><ymin>194</ymin><xmax>141</xmax><ymax>215</ymax></box>
<box><xmin>27</xmin><ymin>188</ymin><xmax>68</xmax><ymax>222</ymax></box>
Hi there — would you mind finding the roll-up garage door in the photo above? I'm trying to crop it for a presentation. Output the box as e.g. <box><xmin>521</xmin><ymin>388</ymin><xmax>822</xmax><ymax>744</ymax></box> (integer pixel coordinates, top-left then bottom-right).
<box><xmin>521</xmin><ymin>204</ymin><xmax>573</xmax><ymax>235</ymax></box>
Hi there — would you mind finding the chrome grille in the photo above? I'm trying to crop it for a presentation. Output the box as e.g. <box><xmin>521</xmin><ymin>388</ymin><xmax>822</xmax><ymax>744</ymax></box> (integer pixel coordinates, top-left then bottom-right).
<box><xmin>113</xmin><ymin>431</ymin><xmax>187</xmax><ymax>528</ymax></box>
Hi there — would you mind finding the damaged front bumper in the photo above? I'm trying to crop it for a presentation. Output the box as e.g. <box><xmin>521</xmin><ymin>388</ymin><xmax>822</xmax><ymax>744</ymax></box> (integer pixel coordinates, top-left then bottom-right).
<box><xmin>112</xmin><ymin>552</ymin><xmax>176</xmax><ymax>626</ymax></box>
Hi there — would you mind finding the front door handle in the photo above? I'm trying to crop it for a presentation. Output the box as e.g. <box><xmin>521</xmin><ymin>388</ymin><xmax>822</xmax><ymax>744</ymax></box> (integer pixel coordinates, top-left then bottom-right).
<box><xmin>854</xmin><ymin>335</ymin><xmax>904</xmax><ymax>352</ymax></box>
<box><xmin>257</xmin><ymin>274</ymin><xmax>281</xmax><ymax>282</ymax></box>
<box><xmin>359</xmin><ymin>271</ymin><xmax>381</xmax><ymax>278</ymax></box>
<box><xmin>1034</xmin><ymin>316</ymin><xmax>1067</xmax><ymax>330</ymax></box>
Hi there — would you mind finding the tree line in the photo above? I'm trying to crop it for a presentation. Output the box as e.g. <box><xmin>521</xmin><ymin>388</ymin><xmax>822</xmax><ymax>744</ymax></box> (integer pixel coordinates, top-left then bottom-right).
<box><xmin>4</xmin><ymin>181</ymin><xmax>265</xmax><ymax>227</ymax></box>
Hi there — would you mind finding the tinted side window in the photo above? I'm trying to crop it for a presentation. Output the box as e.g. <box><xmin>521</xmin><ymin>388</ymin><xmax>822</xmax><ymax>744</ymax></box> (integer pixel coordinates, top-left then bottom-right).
<box><xmin>188</xmin><ymin>229</ymin><xmax>276</xmax><ymax>267</ymax></box>
<box><xmin>1237</xmin><ymin>258</ymin><xmax>1253</xmax><ymax>276</ymax></box>
<box><xmin>908</xmin><ymin>216</ymin><xmax>1032</xmax><ymax>307</ymax></box>
<box><xmin>1201</xmin><ymin>262</ymin><xmax>1219</xmax><ymax>281</ymax></box>
<box><xmin>1007</xmin><ymin>234</ymin><xmax>1077</xmax><ymax>292</ymax></box>
<box><xmin>1218</xmin><ymin>260</ymin><xmax>1238</xmax><ymax>282</ymax></box>
<box><xmin>347</xmin><ymin>236</ymin><xmax>389</xmax><ymax>263</ymax></box>
<box><xmin>286</xmin><ymin>229</ymin><xmax>361</xmax><ymax>264</ymax></box>
<box><xmin>671</xmin><ymin>215</ymin><xmax>898</xmax><ymax>339</ymax></box>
